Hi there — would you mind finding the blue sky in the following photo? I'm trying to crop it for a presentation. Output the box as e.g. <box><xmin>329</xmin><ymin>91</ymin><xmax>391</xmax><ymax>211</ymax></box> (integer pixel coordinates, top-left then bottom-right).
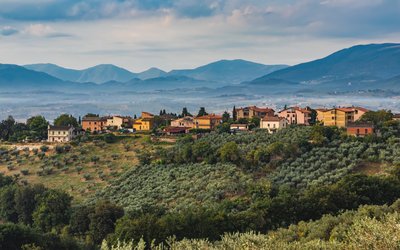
<box><xmin>0</xmin><ymin>0</ymin><xmax>399</xmax><ymax>71</ymax></box>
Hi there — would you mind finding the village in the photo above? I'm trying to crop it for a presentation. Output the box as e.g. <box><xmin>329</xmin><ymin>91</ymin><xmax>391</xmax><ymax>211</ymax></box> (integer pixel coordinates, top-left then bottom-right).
<box><xmin>44</xmin><ymin>105</ymin><xmax>400</xmax><ymax>143</ymax></box>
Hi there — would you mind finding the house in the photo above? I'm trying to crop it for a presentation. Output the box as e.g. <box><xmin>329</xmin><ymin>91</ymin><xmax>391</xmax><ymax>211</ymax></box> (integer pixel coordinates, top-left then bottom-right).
<box><xmin>235</xmin><ymin>106</ymin><xmax>275</xmax><ymax>120</ymax></box>
<box><xmin>230</xmin><ymin>124</ymin><xmax>249</xmax><ymax>132</ymax></box>
<box><xmin>316</xmin><ymin>106</ymin><xmax>369</xmax><ymax>128</ymax></box>
<box><xmin>171</xmin><ymin>116</ymin><xmax>195</xmax><ymax>128</ymax></box>
<box><xmin>81</xmin><ymin>116</ymin><xmax>107</xmax><ymax>133</ymax></box>
<box><xmin>133</xmin><ymin>112</ymin><xmax>154</xmax><ymax>131</ymax></box>
<box><xmin>393</xmin><ymin>114</ymin><xmax>400</xmax><ymax>121</ymax></box>
<box><xmin>106</xmin><ymin>116</ymin><xmax>132</xmax><ymax>130</ymax></box>
<box><xmin>260</xmin><ymin>116</ymin><xmax>288</xmax><ymax>133</ymax></box>
<box><xmin>47</xmin><ymin>125</ymin><xmax>76</xmax><ymax>143</ymax></box>
<box><xmin>278</xmin><ymin>107</ymin><xmax>312</xmax><ymax>125</ymax></box>
<box><xmin>193</xmin><ymin>114</ymin><xmax>223</xmax><ymax>130</ymax></box>
<box><xmin>352</xmin><ymin>107</ymin><xmax>369</xmax><ymax>121</ymax></box>
<box><xmin>347</xmin><ymin>123</ymin><xmax>375</xmax><ymax>137</ymax></box>
<box><xmin>163</xmin><ymin>126</ymin><xmax>191</xmax><ymax>135</ymax></box>
<box><xmin>316</xmin><ymin>108</ymin><xmax>355</xmax><ymax>128</ymax></box>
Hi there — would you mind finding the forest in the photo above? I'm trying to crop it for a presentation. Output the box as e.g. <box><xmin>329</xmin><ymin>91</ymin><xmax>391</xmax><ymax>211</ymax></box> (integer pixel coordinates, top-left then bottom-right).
<box><xmin>1</xmin><ymin>110</ymin><xmax>400</xmax><ymax>249</ymax></box>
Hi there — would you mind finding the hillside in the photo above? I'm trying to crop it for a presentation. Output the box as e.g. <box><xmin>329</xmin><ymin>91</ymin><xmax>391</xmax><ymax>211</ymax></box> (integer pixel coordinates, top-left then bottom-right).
<box><xmin>254</xmin><ymin>43</ymin><xmax>400</xmax><ymax>85</ymax></box>
<box><xmin>0</xmin><ymin>64</ymin><xmax>66</xmax><ymax>89</ymax></box>
<box><xmin>169</xmin><ymin>59</ymin><xmax>288</xmax><ymax>83</ymax></box>
<box><xmin>25</xmin><ymin>63</ymin><xmax>138</xmax><ymax>84</ymax></box>
<box><xmin>137</xmin><ymin>67</ymin><xmax>167</xmax><ymax>80</ymax></box>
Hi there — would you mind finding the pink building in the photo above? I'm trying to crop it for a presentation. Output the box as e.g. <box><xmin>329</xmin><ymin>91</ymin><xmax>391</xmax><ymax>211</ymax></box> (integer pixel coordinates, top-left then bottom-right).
<box><xmin>278</xmin><ymin>107</ymin><xmax>312</xmax><ymax>125</ymax></box>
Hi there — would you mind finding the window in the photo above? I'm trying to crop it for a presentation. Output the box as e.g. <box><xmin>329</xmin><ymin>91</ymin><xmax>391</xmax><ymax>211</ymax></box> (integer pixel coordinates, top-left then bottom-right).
<box><xmin>357</xmin><ymin>129</ymin><xmax>360</xmax><ymax>134</ymax></box>
<box><xmin>365</xmin><ymin>129</ymin><xmax>368</xmax><ymax>134</ymax></box>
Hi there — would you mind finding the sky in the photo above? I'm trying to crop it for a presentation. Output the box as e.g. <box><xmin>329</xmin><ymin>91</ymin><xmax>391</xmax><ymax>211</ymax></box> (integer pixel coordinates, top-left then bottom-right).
<box><xmin>0</xmin><ymin>0</ymin><xmax>399</xmax><ymax>72</ymax></box>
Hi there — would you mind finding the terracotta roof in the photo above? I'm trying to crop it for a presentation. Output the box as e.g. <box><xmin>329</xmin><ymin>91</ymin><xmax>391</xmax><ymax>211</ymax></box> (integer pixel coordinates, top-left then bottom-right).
<box><xmin>141</xmin><ymin>112</ymin><xmax>154</xmax><ymax>117</ymax></box>
<box><xmin>279</xmin><ymin>106</ymin><xmax>311</xmax><ymax>114</ymax></box>
<box><xmin>262</xmin><ymin>116</ymin><xmax>286</xmax><ymax>122</ymax></box>
<box><xmin>336</xmin><ymin>107</ymin><xmax>355</xmax><ymax>112</ymax></box>
<box><xmin>347</xmin><ymin>123</ymin><xmax>374</xmax><ymax>128</ymax></box>
<box><xmin>195</xmin><ymin>114</ymin><xmax>223</xmax><ymax>119</ymax></box>
<box><xmin>352</xmin><ymin>107</ymin><xmax>369</xmax><ymax>112</ymax></box>
<box><xmin>48</xmin><ymin>125</ymin><xmax>73</xmax><ymax>131</ymax></box>
<box><xmin>393</xmin><ymin>114</ymin><xmax>400</xmax><ymax>118</ymax></box>
<box><xmin>230</xmin><ymin>124</ymin><xmax>248</xmax><ymax>127</ymax></box>
<box><xmin>82</xmin><ymin>116</ymin><xmax>107</xmax><ymax>121</ymax></box>
<box><xmin>236</xmin><ymin>106</ymin><xmax>274</xmax><ymax>113</ymax></box>
<box><xmin>164</xmin><ymin>126</ymin><xmax>190</xmax><ymax>133</ymax></box>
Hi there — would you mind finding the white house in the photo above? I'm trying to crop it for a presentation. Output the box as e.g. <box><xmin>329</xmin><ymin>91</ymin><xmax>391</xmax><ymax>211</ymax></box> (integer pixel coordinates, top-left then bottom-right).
<box><xmin>260</xmin><ymin>116</ymin><xmax>288</xmax><ymax>133</ymax></box>
<box><xmin>47</xmin><ymin>125</ymin><xmax>76</xmax><ymax>143</ymax></box>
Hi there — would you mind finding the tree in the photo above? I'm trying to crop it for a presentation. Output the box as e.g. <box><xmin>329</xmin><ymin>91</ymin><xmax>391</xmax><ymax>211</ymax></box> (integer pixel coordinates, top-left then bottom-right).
<box><xmin>69</xmin><ymin>205</ymin><xmax>93</xmax><ymax>236</ymax></box>
<box><xmin>219</xmin><ymin>142</ymin><xmax>239</xmax><ymax>163</ymax></box>
<box><xmin>84</xmin><ymin>113</ymin><xmax>99</xmax><ymax>118</ymax></box>
<box><xmin>0</xmin><ymin>116</ymin><xmax>15</xmax><ymax>140</ymax></box>
<box><xmin>14</xmin><ymin>184</ymin><xmax>47</xmax><ymax>225</ymax></box>
<box><xmin>89</xmin><ymin>200</ymin><xmax>124</xmax><ymax>244</ymax></box>
<box><xmin>197</xmin><ymin>107</ymin><xmax>208</xmax><ymax>117</ymax></box>
<box><xmin>360</xmin><ymin>110</ymin><xmax>393</xmax><ymax>126</ymax></box>
<box><xmin>222</xmin><ymin>111</ymin><xmax>230</xmax><ymax>122</ymax></box>
<box><xmin>0</xmin><ymin>185</ymin><xmax>18</xmax><ymax>223</ymax></box>
<box><xmin>232</xmin><ymin>106</ymin><xmax>237</xmax><ymax>121</ymax></box>
<box><xmin>32</xmin><ymin>190</ymin><xmax>72</xmax><ymax>232</ymax></box>
<box><xmin>54</xmin><ymin>114</ymin><xmax>78</xmax><ymax>128</ymax></box>
<box><xmin>26</xmin><ymin>116</ymin><xmax>48</xmax><ymax>140</ymax></box>
<box><xmin>181</xmin><ymin>107</ymin><xmax>191</xmax><ymax>117</ymax></box>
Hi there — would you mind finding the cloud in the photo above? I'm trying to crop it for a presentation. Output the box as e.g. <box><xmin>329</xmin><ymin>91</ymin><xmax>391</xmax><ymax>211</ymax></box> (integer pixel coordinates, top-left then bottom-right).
<box><xmin>0</xmin><ymin>26</ymin><xmax>18</xmax><ymax>36</ymax></box>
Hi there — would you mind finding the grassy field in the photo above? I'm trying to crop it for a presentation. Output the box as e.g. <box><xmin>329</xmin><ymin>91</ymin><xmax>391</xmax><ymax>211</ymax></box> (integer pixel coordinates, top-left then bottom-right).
<box><xmin>0</xmin><ymin>134</ymin><xmax>172</xmax><ymax>202</ymax></box>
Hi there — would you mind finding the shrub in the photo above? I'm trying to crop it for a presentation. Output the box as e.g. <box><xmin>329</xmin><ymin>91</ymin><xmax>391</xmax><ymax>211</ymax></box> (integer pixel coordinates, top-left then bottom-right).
<box><xmin>40</xmin><ymin>146</ymin><xmax>49</xmax><ymax>152</ymax></box>
<box><xmin>83</xmin><ymin>173</ymin><xmax>91</xmax><ymax>181</ymax></box>
<box><xmin>20</xmin><ymin>169</ymin><xmax>29</xmax><ymax>176</ymax></box>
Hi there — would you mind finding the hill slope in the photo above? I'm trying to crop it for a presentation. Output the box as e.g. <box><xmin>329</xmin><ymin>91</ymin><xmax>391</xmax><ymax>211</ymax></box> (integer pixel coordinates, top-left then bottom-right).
<box><xmin>257</xmin><ymin>43</ymin><xmax>400</xmax><ymax>84</ymax></box>
<box><xmin>0</xmin><ymin>64</ymin><xmax>66</xmax><ymax>89</ymax></box>
<box><xmin>25</xmin><ymin>63</ymin><xmax>138</xmax><ymax>84</ymax></box>
<box><xmin>169</xmin><ymin>59</ymin><xmax>288</xmax><ymax>83</ymax></box>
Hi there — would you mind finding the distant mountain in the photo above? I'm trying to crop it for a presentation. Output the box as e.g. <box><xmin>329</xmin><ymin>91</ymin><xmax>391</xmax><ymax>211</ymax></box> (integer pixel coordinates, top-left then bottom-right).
<box><xmin>24</xmin><ymin>63</ymin><xmax>137</xmax><ymax>84</ymax></box>
<box><xmin>137</xmin><ymin>67</ymin><xmax>167</xmax><ymax>80</ymax></box>
<box><xmin>100</xmin><ymin>75</ymin><xmax>224</xmax><ymax>91</ymax></box>
<box><xmin>257</xmin><ymin>43</ymin><xmax>400</xmax><ymax>84</ymax></box>
<box><xmin>168</xmin><ymin>59</ymin><xmax>288</xmax><ymax>84</ymax></box>
<box><xmin>0</xmin><ymin>64</ymin><xmax>66</xmax><ymax>89</ymax></box>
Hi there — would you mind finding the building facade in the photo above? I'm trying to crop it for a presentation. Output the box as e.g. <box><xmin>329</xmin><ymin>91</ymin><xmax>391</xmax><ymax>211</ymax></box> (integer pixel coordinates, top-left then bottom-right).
<box><xmin>82</xmin><ymin>116</ymin><xmax>107</xmax><ymax>133</ymax></box>
<box><xmin>47</xmin><ymin>125</ymin><xmax>76</xmax><ymax>143</ymax></box>
<box><xmin>106</xmin><ymin>116</ymin><xmax>131</xmax><ymax>129</ymax></box>
<box><xmin>235</xmin><ymin>106</ymin><xmax>275</xmax><ymax>120</ymax></box>
<box><xmin>171</xmin><ymin>116</ymin><xmax>195</xmax><ymax>128</ymax></box>
<box><xmin>193</xmin><ymin>114</ymin><xmax>223</xmax><ymax>130</ymax></box>
<box><xmin>347</xmin><ymin>123</ymin><xmax>374</xmax><ymax>137</ymax></box>
<box><xmin>260</xmin><ymin>116</ymin><xmax>288</xmax><ymax>133</ymax></box>
<box><xmin>317</xmin><ymin>108</ymin><xmax>355</xmax><ymax>128</ymax></box>
<box><xmin>133</xmin><ymin>112</ymin><xmax>154</xmax><ymax>131</ymax></box>
<box><xmin>278</xmin><ymin>107</ymin><xmax>312</xmax><ymax>125</ymax></box>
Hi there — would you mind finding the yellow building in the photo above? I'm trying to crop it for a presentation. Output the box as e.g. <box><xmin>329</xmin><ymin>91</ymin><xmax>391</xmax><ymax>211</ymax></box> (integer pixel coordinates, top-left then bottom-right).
<box><xmin>133</xmin><ymin>112</ymin><xmax>154</xmax><ymax>131</ymax></box>
<box><xmin>193</xmin><ymin>114</ymin><xmax>223</xmax><ymax>130</ymax></box>
<box><xmin>316</xmin><ymin>108</ymin><xmax>354</xmax><ymax>128</ymax></box>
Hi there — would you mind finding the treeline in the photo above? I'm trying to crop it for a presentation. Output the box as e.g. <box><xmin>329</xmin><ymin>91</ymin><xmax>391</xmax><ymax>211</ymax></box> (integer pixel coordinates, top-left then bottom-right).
<box><xmin>104</xmin><ymin>198</ymin><xmax>400</xmax><ymax>249</ymax></box>
<box><xmin>101</xmin><ymin>172</ymin><xmax>400</xmax><ymax>246</ymax></box>
<box><xmin>0</xmin><ymin>174</ymin><xmax>124</xmax><ymax>249</ymax></box>
<box><xmin>0</xmin><ymin>114</ymin><xmax>79</xmax><ymax>142</ymax></box>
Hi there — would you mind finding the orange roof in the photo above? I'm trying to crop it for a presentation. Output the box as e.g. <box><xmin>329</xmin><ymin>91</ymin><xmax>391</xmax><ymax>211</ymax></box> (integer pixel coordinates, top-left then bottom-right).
<box><xmin>279</xmin><ymin>106</ymin><xmax>311</xmax><ymax>114</ymax></box>
<box><xmin>336</xmin><ymin>107</ymin><xmax>354</xmax><ymax>112</ymax></box>
<box><xmin>236</xmin><ymin>106</ymin><xmax>274</xmax><ymax>113</ymax></box>
<box><xmin>262</xmin><ymin>116</ymin><xmax>286</xmax><ymax>122</ymax></box>
<box><xmin>195</xmin><ymin>114</ymin><xmax>223</xmax><ymax>119</ymax></box>
<box><xmin>352</xmin><ymin>107</ymin><xmax>369</xmax><ymax>112</ymax></box>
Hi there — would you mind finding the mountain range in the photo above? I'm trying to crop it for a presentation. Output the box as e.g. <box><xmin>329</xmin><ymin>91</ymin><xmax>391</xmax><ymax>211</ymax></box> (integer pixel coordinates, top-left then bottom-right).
<box><xmin>251</xmin><ymin>43</ymin><xmax>400</xmax><ymax>88</ymax></box>
<box><xmin>24</xmin><ymin>59</ymin><xmax>287</xmax><ymax>84</ymax></box>
<box><xmin>1</xmin><ymin>43</ymin><xmax>399</xmax><ymax>93</ymax></box>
